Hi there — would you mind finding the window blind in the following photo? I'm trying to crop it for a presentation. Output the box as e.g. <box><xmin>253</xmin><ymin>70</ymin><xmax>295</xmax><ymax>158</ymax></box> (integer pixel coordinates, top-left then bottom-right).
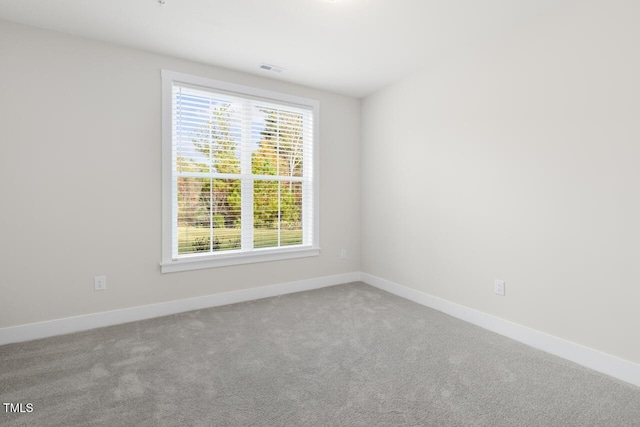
<box><xmin>170</xmin><ymin>81</ymin><xmax>315</xmax><ymax>261</ymax></box>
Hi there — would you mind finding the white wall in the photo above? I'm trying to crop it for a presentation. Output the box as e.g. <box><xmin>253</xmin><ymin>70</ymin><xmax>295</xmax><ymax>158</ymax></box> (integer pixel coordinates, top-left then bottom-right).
<box><xmin>362</xmin><ymin>0</ymin><xmax>640</xmax><ymax>364</ymax></box>
<box><xmin>0</xmin><ymin>20</ymin><xmax>361</xmax><ymax>328</ymax></box>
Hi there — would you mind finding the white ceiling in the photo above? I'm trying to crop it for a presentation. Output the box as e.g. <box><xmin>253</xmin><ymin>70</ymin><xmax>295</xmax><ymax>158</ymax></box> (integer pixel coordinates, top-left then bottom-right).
<box><xmin>0</xmin><ymin>0</ymin><xmax>571</xmax><ymax>98</ymax></box>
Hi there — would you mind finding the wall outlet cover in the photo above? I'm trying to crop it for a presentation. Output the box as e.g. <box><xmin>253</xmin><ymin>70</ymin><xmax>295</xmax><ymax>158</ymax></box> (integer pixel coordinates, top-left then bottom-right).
<box><xmin>94</xmin><ymin>276</ymin><xmax>107</xmax><ymax>291</ymax></box>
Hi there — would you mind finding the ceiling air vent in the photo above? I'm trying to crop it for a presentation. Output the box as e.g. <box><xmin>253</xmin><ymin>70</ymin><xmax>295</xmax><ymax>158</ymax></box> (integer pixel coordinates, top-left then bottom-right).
<box><xmin>260</xmin><ymin>64</ymin><xmax>285</xmax><ymax>73</ymax></box>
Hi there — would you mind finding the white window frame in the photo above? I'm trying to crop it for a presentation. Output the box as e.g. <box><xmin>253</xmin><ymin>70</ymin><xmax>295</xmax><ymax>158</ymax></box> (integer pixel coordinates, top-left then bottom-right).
<box><xmin>160</xmin><ymin>70</ymin><xmax>320</xmax><ymax>273</ymax></box>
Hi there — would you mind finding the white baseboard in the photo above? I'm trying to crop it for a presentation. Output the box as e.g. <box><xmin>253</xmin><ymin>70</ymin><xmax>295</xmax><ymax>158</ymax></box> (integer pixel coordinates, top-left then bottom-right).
<box><xmin>0</xmin><ymin>272</ymin><xmax>361</xmax><ymax>346</ymax></box>
<box><xmin>361</xmin><ymin>272</ymin><xmax>640</xmax><ymax>388</ymax></box>
<box><xmin>3</xmin><ymin>270</ymin><xmax>638</xmax><ymax>388</ymax></box>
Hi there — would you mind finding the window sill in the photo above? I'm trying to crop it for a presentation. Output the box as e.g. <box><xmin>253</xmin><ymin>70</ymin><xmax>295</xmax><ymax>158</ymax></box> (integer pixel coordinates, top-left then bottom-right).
<box><xmin>160</xmin><ymin>246</ymin><xmax>321</xmax><ymax>273</ymax></box>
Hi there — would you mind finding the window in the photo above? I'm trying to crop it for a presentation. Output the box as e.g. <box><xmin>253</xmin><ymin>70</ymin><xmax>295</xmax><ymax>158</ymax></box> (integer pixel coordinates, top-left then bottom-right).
<box><xmin>161</xmin><ymin>70</ymin><xmax>319</xmax><ymax>273</ymax></box>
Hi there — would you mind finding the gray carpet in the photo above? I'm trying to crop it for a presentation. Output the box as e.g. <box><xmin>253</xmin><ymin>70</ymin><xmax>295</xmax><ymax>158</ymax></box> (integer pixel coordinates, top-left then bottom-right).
<box><xmin>1</xmin><ymin>282</ymin><xmax>639</xmax><ymax>426</ymax></box>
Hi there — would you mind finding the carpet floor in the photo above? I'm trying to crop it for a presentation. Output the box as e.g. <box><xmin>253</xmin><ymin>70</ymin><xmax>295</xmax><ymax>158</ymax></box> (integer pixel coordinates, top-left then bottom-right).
<box><xmin>1</xmin><ymin>282</ymin><xmax>639</xmax><ymax>426</ymax></box>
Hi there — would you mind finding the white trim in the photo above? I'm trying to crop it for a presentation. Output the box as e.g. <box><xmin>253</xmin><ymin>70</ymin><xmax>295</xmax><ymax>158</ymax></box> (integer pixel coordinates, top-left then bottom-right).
<box><xmin>160</xmin><ymin>246</ymin><xmax>320</xmax><ymax>273</ymax></box>
<box><xmin>361</xmin><ymin>273</ymin><xmax>640</xmax><ymax>388</ymax></box>
<box><xmin>161</xmin><ymin>69</ymin><xmax>174</xmax><ymax>268</ymax></box>
<box><xmin>0</xmin><ymin>272</ymin><xmax>360</xmax><ymax>346</ymax></box>
<box><xmin>162</xmin><ymin>70</ymin><xmax>318</xmax><ymax>109</ymax></box>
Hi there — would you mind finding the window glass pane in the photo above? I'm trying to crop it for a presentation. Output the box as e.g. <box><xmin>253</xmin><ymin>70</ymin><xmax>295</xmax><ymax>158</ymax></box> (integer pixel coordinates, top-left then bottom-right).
<box><xmin>253</xmin><ymin>180</ymin><xmax>303</xmax><ymax>248</ymax></box>
<box><xmin>174</xmin><ymin>92</ymin><xmax>211</xmax><ymax>172</ymax></box>
<box><xmin>252</xmin><ymin>108</ymin><xmax>304</xmax><ymax>178</ymax></box>
<box><xmin>254</xmin><ymin>180</ymin><xmax>279</xmax><ymax>248</ymax></box>
<box><xmin>280</xmin><ymin>181</ymin><xmax>303</xmax><ymax>246</ymax></box>
<box><xmin>190</xmin><ymin>103</ymin><xmax>241</xmax><ymax>175</ymax></box>
<box><xmin>177</xmin><ymin>177</ymin><xmax>241</xmax><ymax>254</ymax></box>
<box><xmin>252</xmin><ymin>109</ymin><xmax>278</xmax><ymax>176</ymax></box>
<box><xmin>177</xmin><ymin>177</ymin><xmax>208</xmax><ymax>255</ymax></box>
<box><xmin>277</xmin><ymin>110</ymin><xmax>304</xmax><ymax>178</ymax></box>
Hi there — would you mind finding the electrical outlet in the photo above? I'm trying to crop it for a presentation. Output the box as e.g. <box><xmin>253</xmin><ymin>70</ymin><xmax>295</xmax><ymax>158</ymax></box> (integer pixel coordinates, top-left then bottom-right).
<box><xmin>94</xmin><ymin>276</ymin><xmax>107</xmax><ymax>291</ymax></box>
<box><xmin>494</xmin><ymin>280</ymin><xmax>505</xmax><ymax>296</ymax></box>
<box><xmin>340</xmin><ymin>249</ymin><xmax>347</xmax><ymax>259</ymax></box>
